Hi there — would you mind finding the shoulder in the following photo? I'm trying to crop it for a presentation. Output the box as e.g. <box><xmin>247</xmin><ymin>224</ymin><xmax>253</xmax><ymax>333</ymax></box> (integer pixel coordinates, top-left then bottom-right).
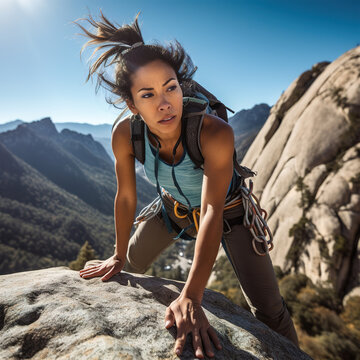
<box><xmin>200</xmin><ymin>113</ymin><xmax>234</xmax><ymax>160</ymax></box>
<box><xmin>111</xmin><ymin>115</ymin><xmax>135</xmax><ymax>160</ymax></box>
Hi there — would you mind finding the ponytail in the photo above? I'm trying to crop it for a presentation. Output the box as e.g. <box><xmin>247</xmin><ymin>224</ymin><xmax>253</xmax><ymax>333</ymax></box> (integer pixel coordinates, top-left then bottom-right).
<box><xmin>74</xmin><ymin>10</ymin><xmax>197</xmax><ymax>117</ymax></box>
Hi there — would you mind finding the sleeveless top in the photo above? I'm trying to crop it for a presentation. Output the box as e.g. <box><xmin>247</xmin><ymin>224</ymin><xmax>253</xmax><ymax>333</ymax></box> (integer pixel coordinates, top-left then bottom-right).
<box><xmin>143</xmin><ymin>125</ymin><xmax>235</xmax><ymax>208</ymax></box>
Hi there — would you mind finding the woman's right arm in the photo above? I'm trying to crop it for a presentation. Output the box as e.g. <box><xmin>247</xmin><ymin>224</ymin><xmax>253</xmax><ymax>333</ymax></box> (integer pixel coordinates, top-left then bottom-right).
<box><xmin>79</xmin><ymin>117</ymin><xmax>136</xmax><ymax>281</ymax></box>
<box><xmin>111</xmin><ymin>117</ymin><xmax>137</xmax><ymax>260</ymax></box>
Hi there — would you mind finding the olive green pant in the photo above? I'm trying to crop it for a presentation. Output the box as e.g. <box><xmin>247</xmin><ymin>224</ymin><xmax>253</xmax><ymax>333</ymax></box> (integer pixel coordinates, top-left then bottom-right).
<box><xmin>123</xmin><ymin>194</ymin><xmax>299</xmax><ymax>347</ymax></box>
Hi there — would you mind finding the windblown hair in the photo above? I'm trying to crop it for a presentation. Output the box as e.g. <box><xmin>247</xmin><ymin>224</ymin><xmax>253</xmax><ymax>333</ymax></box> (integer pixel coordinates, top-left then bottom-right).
<box><xmin>73</xmin><ymin>10</ymin><xmax>198</xmax><ymax>118</ymax></box>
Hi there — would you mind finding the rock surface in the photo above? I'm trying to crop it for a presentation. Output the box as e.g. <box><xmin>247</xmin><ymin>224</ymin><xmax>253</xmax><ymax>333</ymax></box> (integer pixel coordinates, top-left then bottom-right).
<box><xmin>0</xmin><ymin>267</ymin><xmax>311</xmax><ymax>360</ymax></box>
<box><xmin>241</xmin><ymin>45</ymin><xmax>360</xmax><ymax>297</ymax></box>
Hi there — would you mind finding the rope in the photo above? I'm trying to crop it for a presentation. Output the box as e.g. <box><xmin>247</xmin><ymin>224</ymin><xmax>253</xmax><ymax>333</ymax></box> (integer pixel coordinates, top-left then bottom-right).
<box><xmin>239</xmin><ymin>178</ymin><xmax>274</xmax><ymax>256</ymax></box>
<box><xmin>133</xmin><ymin>195</ymin><xmax>162</xmax><ymax>227</ymax></box>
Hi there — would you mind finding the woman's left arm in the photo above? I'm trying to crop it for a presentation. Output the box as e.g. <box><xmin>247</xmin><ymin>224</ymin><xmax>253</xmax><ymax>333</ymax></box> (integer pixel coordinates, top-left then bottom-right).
<box><xmin>165</xmin><ymin>114</ymin><xmax>235</xmax><ymax>358</ymax></box>
<box><xmin>180</xmin><ymin>116</ymin><xmax>235</xmax><ymax>302</ymax></box>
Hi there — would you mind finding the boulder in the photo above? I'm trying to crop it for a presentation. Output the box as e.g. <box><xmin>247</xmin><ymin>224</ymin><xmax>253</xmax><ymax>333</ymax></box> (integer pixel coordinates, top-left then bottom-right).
<box><xmin>0</xmin><ymin>267</ymin><xmax>311</xmax><ymax>359</ymax></box>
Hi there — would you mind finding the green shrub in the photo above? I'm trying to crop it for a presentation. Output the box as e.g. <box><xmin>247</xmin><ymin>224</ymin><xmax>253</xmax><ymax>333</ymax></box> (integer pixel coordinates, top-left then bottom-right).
<box><xmin>294</xmin><ymin>305</ymin><xmax>343</xmax><ymax>336</ymax></box>
<box><xmin>69</xmin><ymin>241</ymin><xmax>98</xmax><ymax>271</ymax></box>
<box><xmin>318</xmin><ymin>237</ymin><xmax>331</xmax><ymax>261</ymax></box>
<box><xmin>312</xmin><ymin>285</ymin><xmax>342</xmax><ymax>312</ymax></box>
<box><xmin>317</xmin><ymin>332</ymin><xmax>359</xmax><ymax>360</ymax></box>
<box><xmin>279</xmin><ymin>273</ymin><xmax>310</xmax><ymax>303</ymax></box>
<box><xmin>341</xmin><ymin>296</ymin><xmax>360</xmax><ymax>331</ymax></box>
<box><xmin>286</xmin><ymin>216</ymin><xmax>314</xmax><ymax>271</ymax></box>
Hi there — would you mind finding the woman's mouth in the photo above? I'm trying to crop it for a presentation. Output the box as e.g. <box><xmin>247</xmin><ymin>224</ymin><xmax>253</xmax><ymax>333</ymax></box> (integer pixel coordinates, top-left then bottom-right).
<box><xmin>159</xmin><ymin>115</ymin><xmax>176</xmax><ymax>124</ymax></box>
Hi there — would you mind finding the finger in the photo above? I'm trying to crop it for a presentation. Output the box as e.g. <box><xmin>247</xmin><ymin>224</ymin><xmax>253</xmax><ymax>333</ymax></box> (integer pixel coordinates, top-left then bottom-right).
<box><xmin>174</xmin><ymin>327</ymin><xmax>187</xmax><ymax>356</ymax></box>
<box><xmin>80</xmin><ymin>271</ymin><xmax>99</xmax><ymax>279</ymax></box>
<box><xmin>80</xmin><ymin>264</ymin><xmax>104</xmax><ymax>275</ymax></box>
<box><xmin>207</xmin><ymin>327</ymin><xmax>222</xmax><ymax>350</ymax></box>
<box><xmin>101</xmin><ymin>265</ymin><xmax>115</xmax><ymax>282</ymax></box>
<box><xmin>164</xmin><ymin>306</ymin><xmax>175</xmax><ymax>329</ymax></box>
<box><xmin>172</xmin><ymin>301</ymin><xmax>188</xmax><ymax>355</ymax></box>
<box><xmin>200</xmin><ymin>328</ymin><xmax>215</xmax><ymax>358</ymax></box>
<box><xmin>192</xmin><ymin>329</ymin><xmax>204</xmax><ymax>358</ymax></box>
<box><xmin>79</xmin><ymin>265</ymin><xmax>101</xmax><ymax>274</ymax></box>
<box><xmin>81</xmin><ymin>268</ymin><xmax>105</xmax><ymax>279</ymax></box>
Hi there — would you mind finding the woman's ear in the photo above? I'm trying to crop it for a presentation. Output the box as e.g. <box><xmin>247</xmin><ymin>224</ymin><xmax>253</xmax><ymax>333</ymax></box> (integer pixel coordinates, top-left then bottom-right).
<box><xmin>125</xmin><ymin>99</ymin><xmax>138</xmax><ymax>115</ymax></box>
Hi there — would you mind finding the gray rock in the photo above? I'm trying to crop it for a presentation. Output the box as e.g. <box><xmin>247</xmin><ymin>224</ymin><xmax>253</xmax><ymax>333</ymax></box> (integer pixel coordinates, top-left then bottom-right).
<box><xmin>0</xmin><ymin>267</ymin><xmax>312</xmax><ymax>360</ymax></box>
<box><xmin>240</xmin><ymin>45</ymin><xmax>360</xmax><ymax>297</ymax></box>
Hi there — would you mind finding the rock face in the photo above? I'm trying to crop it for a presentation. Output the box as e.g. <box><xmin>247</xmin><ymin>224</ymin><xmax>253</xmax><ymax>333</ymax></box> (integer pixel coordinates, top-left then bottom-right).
<box><xmin>242</xmin><ymin>45</ymin><xmax>360</xmax><ymax>297</ymax></box>
<box><xmin>0</xmin><ymin>267</ymin><xmax>311</xmax><ymax>360</ymax></box>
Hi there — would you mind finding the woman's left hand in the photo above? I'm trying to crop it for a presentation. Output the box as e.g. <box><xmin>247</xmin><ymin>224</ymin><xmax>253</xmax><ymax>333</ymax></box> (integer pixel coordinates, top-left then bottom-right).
<box><xmin>164</xmin><ymin>295</ymin><xmax>222</xmax><ymax>358</ymax></box>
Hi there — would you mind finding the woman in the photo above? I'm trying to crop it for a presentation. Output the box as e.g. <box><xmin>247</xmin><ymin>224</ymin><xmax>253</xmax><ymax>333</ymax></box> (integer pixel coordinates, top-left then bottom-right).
<box><xmin>77</xmin><ymin>11</ymin><xmax>299</xmax><ymax>358</ymax></box>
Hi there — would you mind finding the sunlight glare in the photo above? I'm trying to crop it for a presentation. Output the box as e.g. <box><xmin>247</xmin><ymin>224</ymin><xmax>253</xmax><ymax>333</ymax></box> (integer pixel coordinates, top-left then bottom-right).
<box><xmin>18</xmin><ymin>0</ymin><xmax>44</xmax><ymax>14</ymax></box>
<box><xmin>0</xmin><ymin>0</ymin><xmax>44</xmax><ymax>14</ymax></box>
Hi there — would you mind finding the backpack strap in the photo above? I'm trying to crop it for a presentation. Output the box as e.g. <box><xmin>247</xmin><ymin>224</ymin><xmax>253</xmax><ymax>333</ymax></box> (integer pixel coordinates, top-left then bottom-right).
<box><xmin>129</xmin><ymin>98</ymin><xmax>206</xmax><ymax>166</ymax></box>
<box><xmin>182</xmin><ymin>97</ymin><xmax>208</xmax><ymax>169</ymax></box>
<box><xmin>129</xmin><ymin>114</ymin><xmax>146</xmax><ymax>164</ymax></box>
<box><xmin>183</xmin><ymin>97</ymin><xmax>257</xmax><ymax>179</ymax></box>
<box><xmin>128</xmin><ymin>96</ymin><xmax>257</xmax><ymax>179</ymax></box>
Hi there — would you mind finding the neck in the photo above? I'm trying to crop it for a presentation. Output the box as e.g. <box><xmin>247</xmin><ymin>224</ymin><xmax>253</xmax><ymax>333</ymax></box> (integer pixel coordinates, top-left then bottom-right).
<box><xmin>147</xmin><ymin>121</ymin><xmax>182</xmax><ymax>150</ymax></box>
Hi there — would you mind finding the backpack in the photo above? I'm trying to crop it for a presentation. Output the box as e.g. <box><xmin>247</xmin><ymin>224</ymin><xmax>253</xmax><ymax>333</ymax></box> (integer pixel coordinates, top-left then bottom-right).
<box><xmin>113</xmin><ymin>79</ymin><xmax>257</xmax><ymax>179</ymax></box>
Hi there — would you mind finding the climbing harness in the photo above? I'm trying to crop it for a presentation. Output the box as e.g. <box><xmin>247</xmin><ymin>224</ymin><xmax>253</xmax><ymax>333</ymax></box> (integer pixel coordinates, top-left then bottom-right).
<box><xmin>125</xmin><ymin>82</ymin><xmax>273</xmax><ymax>255</ymax></box>
<box><xmin>133</xmin><ymin>176</ymin><xmax>274</xmax><ymax>256</ymax></box>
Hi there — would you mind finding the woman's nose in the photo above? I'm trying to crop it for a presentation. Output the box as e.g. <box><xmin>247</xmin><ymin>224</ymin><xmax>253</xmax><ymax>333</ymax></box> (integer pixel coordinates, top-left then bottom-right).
<box><xmin>158</xmin><ymin>97</ymin><xmax>172</xmax><ymax>112</ymax></box>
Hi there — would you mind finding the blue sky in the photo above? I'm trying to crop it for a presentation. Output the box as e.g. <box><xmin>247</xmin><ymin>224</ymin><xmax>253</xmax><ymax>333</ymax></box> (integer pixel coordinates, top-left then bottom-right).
<box><xmin>0</xmin><ymin>0</ymin><xmax>359</xmax><ymax>125</ymax></box>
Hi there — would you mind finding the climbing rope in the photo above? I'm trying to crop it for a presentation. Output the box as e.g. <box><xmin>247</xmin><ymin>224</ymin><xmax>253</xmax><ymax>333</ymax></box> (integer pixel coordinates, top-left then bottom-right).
<box><xmin>133</xmin><ymin>195</ymin><xmax>162</xmax><ymax>227</ymax></box>
<box><xmin>239</xmin><ymin>178</ymin><xmax>274</xmax><ymax>256</ymax></box>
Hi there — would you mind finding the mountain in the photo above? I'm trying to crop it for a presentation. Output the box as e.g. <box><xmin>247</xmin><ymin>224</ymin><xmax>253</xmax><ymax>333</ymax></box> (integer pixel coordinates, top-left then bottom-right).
<box><xmin>0</xmin><ymin>141</ymin><xmax>115</xmax><ymax>275</ymax></box>
<box><xmin>241</xmin><ymin>45</ymin><xmax>360</xmax><ymax>299</ymax></box>
<box><xmin>0</xmin><ymin>119</ymin><xmax>24</xmax><ymax>133</ymax></box>
<box><xmin>1</xmin><ymin>105</ymin><xmax>268</xmax><ymax>165</ymax></box>
<box><xmin>54</xmin><ymin>122</ymin><xmax>114</xmax><ymax>160</ymax></box>
<box><xmin>229</xmin><ymin>103</ymin><xmax>270</xmax><ymax>161</ymax></box>
<box><xmin>0</xmin><ymin>117</ymin><xmax>158</xmax><ymax>274</ymax></box>
<box><xmin>0</xmin><ymin>118</ymin><xmax>116</xmax><ymax>215</ymax></box>
<box><xmin>0</xmin><ymin>117</ymin><xmax>158</xmax><ymax>212</ymax></box>
<box><xmin>54</xmin><ymin>122</ymin><xmax>112</xmax><ymax>138</ymax></box>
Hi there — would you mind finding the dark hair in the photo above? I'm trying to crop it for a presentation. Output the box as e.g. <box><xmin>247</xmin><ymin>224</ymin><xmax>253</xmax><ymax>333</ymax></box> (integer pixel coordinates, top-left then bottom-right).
<box><xmin>73</xmin><ymin>10</ymin><xmax>198</xmax><ymax>118</ymax></box>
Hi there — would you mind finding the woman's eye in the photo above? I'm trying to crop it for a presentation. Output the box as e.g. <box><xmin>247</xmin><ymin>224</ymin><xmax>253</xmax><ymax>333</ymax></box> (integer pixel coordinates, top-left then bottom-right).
<box><xmin>142</xmin><ymin>86</ymin><xmax>176</xmax><ymax>99</ymax></box>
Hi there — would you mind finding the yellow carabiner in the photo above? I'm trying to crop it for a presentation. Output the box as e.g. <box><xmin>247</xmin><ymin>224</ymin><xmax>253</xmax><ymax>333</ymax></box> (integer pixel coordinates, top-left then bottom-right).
<box><xmin>192</xmin><ymin>208</ymin><xmax>201</xmax><ymax>232</ymax></box>
<box><xmin>174</xmin><ymin>201</ymin><xmax>188</xmax><ymax>219</ymax></box>
<box><xmin>174</xmin><ymin>200</ymin><xmax>201</xmax><ymax>233</ymax></box>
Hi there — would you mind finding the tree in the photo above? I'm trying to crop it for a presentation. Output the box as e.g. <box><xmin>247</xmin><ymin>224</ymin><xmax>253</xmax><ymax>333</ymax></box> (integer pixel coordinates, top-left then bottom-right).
<box><xmin>69</xmin><ymin>241</ymin><xmax>97</xmax><ymax>270</ymax></box>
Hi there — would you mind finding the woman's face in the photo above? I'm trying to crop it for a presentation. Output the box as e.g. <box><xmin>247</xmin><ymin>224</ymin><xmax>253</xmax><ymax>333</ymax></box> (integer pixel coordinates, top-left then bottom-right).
<box><xmin>126</xmin><ymin>59</ymin><xmax>183</xmax><ymax>139</ymax></box>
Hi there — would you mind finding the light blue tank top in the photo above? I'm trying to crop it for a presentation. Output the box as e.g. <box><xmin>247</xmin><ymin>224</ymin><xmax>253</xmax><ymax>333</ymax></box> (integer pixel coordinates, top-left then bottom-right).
<box><xmin>144</xmin><ymin>125</ymin><xmax>203</xmax><ymax>207</ymax></box>
<box><xmin>143</xmin><ymin>125</ymin><xmax>233</xmax><ymax>208</ymax></box>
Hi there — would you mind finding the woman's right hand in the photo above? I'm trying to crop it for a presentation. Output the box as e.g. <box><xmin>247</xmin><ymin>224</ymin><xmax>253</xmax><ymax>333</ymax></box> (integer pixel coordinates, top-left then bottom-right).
<box><xmin>79</xmin><ymin>254</ymin><xmax>125</xmax><ymax>282</ymax></box>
